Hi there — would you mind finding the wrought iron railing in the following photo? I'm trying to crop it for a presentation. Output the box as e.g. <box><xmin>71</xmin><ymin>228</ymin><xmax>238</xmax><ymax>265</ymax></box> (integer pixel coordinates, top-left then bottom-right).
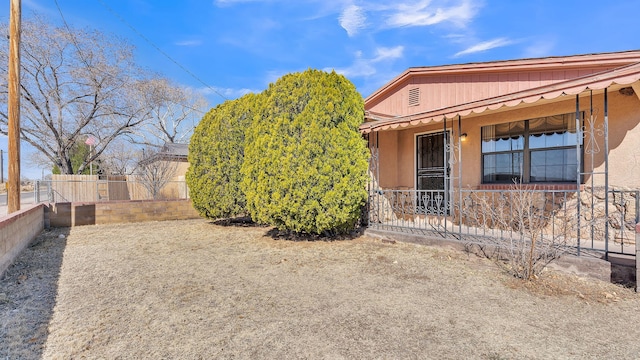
<box><xmin>368</xmin><ymin>187</ymin><xmax>637</xmax><ymax>256</ymax></box>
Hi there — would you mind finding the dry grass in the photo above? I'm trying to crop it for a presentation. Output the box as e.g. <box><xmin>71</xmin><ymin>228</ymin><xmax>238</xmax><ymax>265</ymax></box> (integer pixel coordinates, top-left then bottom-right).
<box><xmin>1</xmin><ymin>218</ymin><xmax>639</xmax><ymax>359</ymax></box>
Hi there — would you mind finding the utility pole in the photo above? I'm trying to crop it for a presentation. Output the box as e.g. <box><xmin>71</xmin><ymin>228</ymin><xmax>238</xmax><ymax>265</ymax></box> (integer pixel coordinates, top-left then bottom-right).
<box><xmin>1</xmin><ymin>149</ymin><xmax>4</xmax><ymax>183</ymax></box>
<box><xmin>8</xmin><ymin>0</ymin><xmax>21</xmax><ymax>213</ymax></box>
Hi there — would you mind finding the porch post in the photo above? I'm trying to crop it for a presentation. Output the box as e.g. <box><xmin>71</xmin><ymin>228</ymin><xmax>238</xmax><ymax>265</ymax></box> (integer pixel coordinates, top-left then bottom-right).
<box><xmin>443</xmin><ymin>116</ymin><xmax>448</xmax><ymax>237</ymax></box>
<box><xmin>575</xmin><ymin>95</ymin><xmax>581</xmax><ymax>255</ymax></box>
<box><xmin>636</xmin><ymin>223</ymin><xmax>640</xmax><ymax>292</ymax></box>
<box><xmin>458</xmin><ymin>115</ymin><xmax>463</xmax><ymax>238</ymax></box>
<box><xmin>604</xmin><ymin>88</ymin><xmax>609</xmax><ymax>258</ymax></box>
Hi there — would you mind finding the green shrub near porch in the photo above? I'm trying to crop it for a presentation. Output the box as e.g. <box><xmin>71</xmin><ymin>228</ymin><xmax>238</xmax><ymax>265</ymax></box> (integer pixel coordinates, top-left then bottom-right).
<box><xmin>241</xmin><ymin>69</ymin><xmax>369</xmax><ymax>234</ymax></box>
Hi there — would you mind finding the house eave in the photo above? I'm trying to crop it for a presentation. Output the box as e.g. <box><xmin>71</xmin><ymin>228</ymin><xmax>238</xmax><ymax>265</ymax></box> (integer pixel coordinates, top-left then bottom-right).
<box><xmin>365</xmin><ymin>50</ymin><xmax>640</xmax><ymax>106</ymax></box>
<box><xmin>361</xmin><ymin>61</ymin><xmax>640</xmax><ymax>133</ymax></box>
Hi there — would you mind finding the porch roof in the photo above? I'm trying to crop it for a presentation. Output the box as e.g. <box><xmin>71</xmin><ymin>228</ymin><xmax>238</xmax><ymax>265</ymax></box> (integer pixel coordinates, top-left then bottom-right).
<box><xmin>360</xmin><ymin>61</ymin><xmax>640</xmax><ymax>133</ymax></box>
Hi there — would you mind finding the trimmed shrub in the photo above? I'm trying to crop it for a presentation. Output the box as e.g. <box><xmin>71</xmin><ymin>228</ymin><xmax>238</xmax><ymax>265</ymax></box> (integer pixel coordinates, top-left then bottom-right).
<box><xmin>186</xmin><ymin>93</ymin><xmax>262</xmax><ymax>219</ymax></box>
<box><xmin>241</xmin><ymin>69</ymin><xmax>369</xmax><ymax>234</ymax></box>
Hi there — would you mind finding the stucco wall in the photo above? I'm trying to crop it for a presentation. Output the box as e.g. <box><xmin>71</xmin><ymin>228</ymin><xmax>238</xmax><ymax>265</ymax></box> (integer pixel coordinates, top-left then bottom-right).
<box><xmin>373</xmin><ymin>89</ymin><xmax>640</xmax><ymax>190</ymax></box>
<box><xmin>0</xmin><ymin>204</ymin><xmax>45</xmax><ymax>276</ymax></box>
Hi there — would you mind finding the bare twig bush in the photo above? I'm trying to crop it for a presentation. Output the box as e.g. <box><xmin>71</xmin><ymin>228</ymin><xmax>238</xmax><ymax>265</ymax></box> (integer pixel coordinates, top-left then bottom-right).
<box><xmin>462</xmin><ymin>184</ymin><xmax>576</xmax><ymax>280</ymax></box>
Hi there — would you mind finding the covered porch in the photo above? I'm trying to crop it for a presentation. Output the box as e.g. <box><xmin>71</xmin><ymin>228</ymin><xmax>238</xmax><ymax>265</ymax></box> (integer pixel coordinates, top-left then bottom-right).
<box><xmin>362</xmin><ymin>61</ymin><xmax>640</xmax><ymax>258</ymax></box>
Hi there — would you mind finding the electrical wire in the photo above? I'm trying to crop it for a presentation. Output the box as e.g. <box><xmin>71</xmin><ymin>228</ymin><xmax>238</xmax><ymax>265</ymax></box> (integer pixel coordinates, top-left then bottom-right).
<box><xmin>95</xmin><ymin>0</ymin><xmax>228</xmax><ymax>101</ymax></box>
<box><xmin>54</xmin><ymin>0</ymin><xmax>209</xmax><ymax>117</ymax></box>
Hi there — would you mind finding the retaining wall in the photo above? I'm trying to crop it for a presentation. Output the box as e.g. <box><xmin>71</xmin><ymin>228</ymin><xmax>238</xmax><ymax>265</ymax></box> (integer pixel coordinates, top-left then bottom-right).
<box><xmin>46</xmin><ymin>199</ymin><xmax>200</xmax><ymax>227</ymax></box>
<box><xmin>0</xmin><ymin>204</ymin><xmax>45</xmax><ymax>276</ymax></box>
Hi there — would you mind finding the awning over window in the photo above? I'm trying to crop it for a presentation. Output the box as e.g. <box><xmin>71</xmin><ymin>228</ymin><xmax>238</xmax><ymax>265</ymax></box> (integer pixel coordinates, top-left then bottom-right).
<box><xmin>360</xmin><ymin>62</ymin><xmax>640</xmax><ymax>133</ymax></box>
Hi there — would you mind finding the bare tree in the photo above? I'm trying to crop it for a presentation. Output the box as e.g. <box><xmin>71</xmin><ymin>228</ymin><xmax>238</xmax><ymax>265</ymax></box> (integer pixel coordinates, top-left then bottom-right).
<box><xmin>99</xmin><ymin>139</ymin><xmax>141</xmax><ymax>175</ymax></box>
<box><xmin>135</xmin><ymin>148</ymin><xmax>178</xmax><ymax>200</ymax></box>
<box><xmin>129</xmin><ymin>78</ymin><xmax>208</xmax><ymax>148</ymax></box>
<box><xmin>0</xmin><ymin>16</ymin><xmax>159</xmax><ymax>174</ymax></box>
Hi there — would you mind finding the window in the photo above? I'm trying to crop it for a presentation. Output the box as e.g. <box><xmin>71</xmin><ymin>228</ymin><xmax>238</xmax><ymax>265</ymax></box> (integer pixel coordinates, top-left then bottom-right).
<box><xmin>481</xmin><ymin>113</ymin><xmax>582</xmax><ymax>183</ymax></box>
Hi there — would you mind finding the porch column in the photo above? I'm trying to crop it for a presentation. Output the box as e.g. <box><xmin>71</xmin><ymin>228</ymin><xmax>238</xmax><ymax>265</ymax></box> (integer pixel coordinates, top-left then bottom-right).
<box><xmin>458</xmin><ymin>115</ymin><xmax>463</xmax><ymax>238</ymax></box>
<box><xmin>575</xmin><ymin>95</ymin><xmax>581</xmax><ymax>254</ymax></box>
<box><xmin>636</xmin><ymin>223</ymin><xmax>640</xmax><ymax>292</ymax></box>
<box><xmin>603</xmin><ymin>88</ymin><xmax>609</xmax><ymax>257</ymax></box>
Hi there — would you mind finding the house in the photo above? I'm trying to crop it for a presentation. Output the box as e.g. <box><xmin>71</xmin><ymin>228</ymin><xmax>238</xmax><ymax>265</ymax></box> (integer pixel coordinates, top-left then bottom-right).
<box><xmin>135</xmin><ymin>143</ymin><xmax>190</xmax><ymax>199</ymax></box>
<box><xmin>148</xmin><ymin>143</ymin><xmax>190</xmax><ymax>179</ymax></box>
<box><xmin>362</xmin><ymin>50</ymin><xmax>640</xmax><ymax>256</ymax></box>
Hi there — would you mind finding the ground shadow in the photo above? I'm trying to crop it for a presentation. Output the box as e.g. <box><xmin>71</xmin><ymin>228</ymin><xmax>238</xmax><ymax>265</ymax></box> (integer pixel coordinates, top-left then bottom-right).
<box><xmin>210</xmin><ymin>216</ymin><xmax>263</xmax><ymax>227</ymax></box>
<box><xmin>265</xmin><ymin>226</ymin><xmax>366</xmax><ymax>242</ymax></box>
<box><xmin>609</xmin><ymin>255</ymin><xmax>637</xmax><ymax>289</ymax></box>
<box><xmin>208</xmin><ymin>215</ymin><xmax>366</xmax><ymax>241</ymax></box>
<box><xmin>0</xmin><ymin>226</ymin><xmax>70</xmax><ymax>359</ymax></box>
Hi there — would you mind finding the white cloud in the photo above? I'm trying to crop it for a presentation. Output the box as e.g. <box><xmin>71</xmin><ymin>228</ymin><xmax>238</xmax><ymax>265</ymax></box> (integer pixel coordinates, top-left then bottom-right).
<box><xmin>339</xmin><ymin>4</ymin><xmax>367</xmax><ymax>37</ymax></box>
<box><xmin>522</xmin><ymin>39</ymin><xmax>556</xmax><ymax>58</ymax></box>
<box><xmin>372</xmin><ymin>46</ymin><xmax>404</xmax><ymax>62</ymax></box>
<box><xmin>386</xmin><ymin>0</ymin><xmax>479</xmax><ymax>28</ymax></box>
<box><xmin>214</xmin><ymin>0</ymin><xmax>266</xmax><ymax>7</ymax></box>
<box><xmin>175</xmin><ymin>40</ymin><xmax>203</xmax><ymax>47</ymax></box>
<box><xmin>197</xmin><ymin>86</ymin><xmax>260</xmax><ymax>100</ymax></box>
<box><xmin>453</xmin><ymin>37</ymin><xmax>512</xmax><ymax>57</ymax></box>
<box><xmin>327</xmin><ymin>46</ymin><xmax>404</xmax><ymax>78</ymax></box>
<box><xmin>23</xmin><ymin>0</ymin><xmax>52</xmax><ymax>13</ymax></box>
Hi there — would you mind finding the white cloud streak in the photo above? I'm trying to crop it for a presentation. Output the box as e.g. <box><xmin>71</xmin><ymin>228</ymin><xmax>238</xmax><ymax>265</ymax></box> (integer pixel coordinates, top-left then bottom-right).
<box><xmin>386</xmin><ymin>0</ymin><xmax>478</xmax><ymax>28</ymax></box>
<box><xmin>175</xmin><ymin>40</ymin><xmax>203</xmax><ymax>46</ymax></box>
<box><xmin>522</xmin><ymin>39</ymin><xmax>556</xmax><ymax>58</ymax></box>
<box><xmin>453</xmin><ymin>37</ymin><xmax>512</xmax><ymax>57</ymax></box>
<box><xmin>372</xmin><ymin>46</ymin><xmax>404</xmax><ymax>62</ymax></box>
<box><xmin>197</xmin><ymin>86</ymin><xmax>260</xmax><ymax>100</ymax></box>
<box><xmin>339</xmin><ymin>4</ymin><xmax>367</xmax><ymax>37</ymax></box>
<box><xmin>214</xmin><ymin>0</ymin><xmax>266</xmax><ymax>7</ymax></box>
<box><xmin>328</xmin><ymin>46</ymin><xmax>404</xmax><ymax>78</ymax></box>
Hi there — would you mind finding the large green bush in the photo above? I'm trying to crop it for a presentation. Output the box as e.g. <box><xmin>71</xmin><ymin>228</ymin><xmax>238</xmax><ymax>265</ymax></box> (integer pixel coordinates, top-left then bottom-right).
<box><xmin>186</xmin><ymin>93</ymin><xmax>261</xmax><ymax>219</ymax></box>
<box><xmin>241</xmin><ymin>69</ymin><xmax>369</xmax><ymax>234</ymax></box>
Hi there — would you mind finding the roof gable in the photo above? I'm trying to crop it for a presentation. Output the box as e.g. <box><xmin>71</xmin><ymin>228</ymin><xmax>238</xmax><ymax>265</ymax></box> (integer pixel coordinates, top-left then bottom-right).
<box><xmin>365</xmin><ymin>50</ymin><xmax>640</xmax><ymax>117</ymax></box>
<box><xmin>361</xmin><ymin>61</ymin><xmax>640</xmax><ymax>133</ymax></box>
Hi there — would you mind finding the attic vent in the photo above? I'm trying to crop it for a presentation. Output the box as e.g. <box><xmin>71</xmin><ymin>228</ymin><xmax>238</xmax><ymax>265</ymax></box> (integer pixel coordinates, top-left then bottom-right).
<box><xmin>408</xmin><ymin>87</ymin><xmax>420</xmax><ymax>106</ymax></box>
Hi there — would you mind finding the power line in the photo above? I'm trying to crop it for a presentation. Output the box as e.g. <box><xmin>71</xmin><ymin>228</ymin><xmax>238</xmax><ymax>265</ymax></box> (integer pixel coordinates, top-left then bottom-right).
<box><xmin>55</xmin><ymin>0</ymin><xmax>209</xmax><ymax>117</ymax></box>
<box><xmin>95</xmin><ymin>0</ymin><xmax>228</xmax><ymax>101</ymax></box>
<box><xmin>54</xmin><ymin>0</ymin><xmax>92</xmax><ymax>70</ymax></box>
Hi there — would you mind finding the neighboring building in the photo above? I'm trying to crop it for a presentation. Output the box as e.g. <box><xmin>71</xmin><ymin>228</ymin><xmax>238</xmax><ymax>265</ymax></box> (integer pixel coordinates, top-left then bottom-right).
<box><xmin>362</xmin><ymin>50</ymin><xmax>640</xmax><ymax>256</ymax></box>
<box><xmin>136</xmin><ymin>143</ymin><xmax>190</xmax><ymax>199</ymax></box>
<box><xmin>149</xmin><ymin>143</ymin><xmax>190</xmax><ymax>179</ymax></box>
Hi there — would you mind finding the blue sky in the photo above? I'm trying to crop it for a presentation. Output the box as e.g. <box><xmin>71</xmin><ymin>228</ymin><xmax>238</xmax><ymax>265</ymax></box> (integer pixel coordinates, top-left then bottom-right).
<box><xmin>1</xmin><ymin>0</ymin><xmax>640</xmax><ymax>179</ymax></box>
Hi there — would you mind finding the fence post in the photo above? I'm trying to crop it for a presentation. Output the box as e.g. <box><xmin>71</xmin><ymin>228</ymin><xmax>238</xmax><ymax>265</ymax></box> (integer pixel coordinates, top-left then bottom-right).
<box><xmin>636</xmin><ymin>223</ymin><xmax>640</xmax><ymax>293</ymax></box>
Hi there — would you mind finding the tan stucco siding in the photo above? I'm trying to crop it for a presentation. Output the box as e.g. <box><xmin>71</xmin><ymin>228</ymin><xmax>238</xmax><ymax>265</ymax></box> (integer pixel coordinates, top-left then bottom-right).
<box><xmin>371</xmin><ymin>88</ymin><xmax>640</xmax><ymax>189</ymax></box>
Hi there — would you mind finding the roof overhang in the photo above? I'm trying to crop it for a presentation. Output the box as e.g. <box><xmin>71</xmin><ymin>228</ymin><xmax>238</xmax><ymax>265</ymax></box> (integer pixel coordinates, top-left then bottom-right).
<box><xmin>365</xmin><ymin>50</ymin><xmax>640</xmax><ymax>105</ymax></box>
<box><xmin>360</xmin><ymin>61</ymin><xmax>640</xmax><ymax>133</ymax></box>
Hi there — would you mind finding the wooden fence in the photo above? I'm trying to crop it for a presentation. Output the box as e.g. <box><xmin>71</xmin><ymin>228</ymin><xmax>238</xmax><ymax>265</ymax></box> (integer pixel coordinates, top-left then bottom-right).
<box><xmin>46</xmin><ymin>175</ymin><xmax>188</xmax><ymax>202</ymax></box>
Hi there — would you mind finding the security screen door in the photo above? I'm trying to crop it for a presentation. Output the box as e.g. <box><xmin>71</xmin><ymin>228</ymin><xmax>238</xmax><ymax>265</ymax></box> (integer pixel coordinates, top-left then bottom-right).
<box><xmin>416</xmin><ymin>132</ymin><xmax>449</xmax><ymax>213</ymax></box>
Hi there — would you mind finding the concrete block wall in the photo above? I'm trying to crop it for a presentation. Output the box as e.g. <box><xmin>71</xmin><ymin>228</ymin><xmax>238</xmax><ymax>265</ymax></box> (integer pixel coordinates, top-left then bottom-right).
<box><xmin>0</xmin><ymin>204</ymin><xmax>45</xmax><ymax>276</ymax></box>
<box><xmin>47</xmin><ymin>199</ymin><xmax>200</xmax><ymax>227</ymax></box>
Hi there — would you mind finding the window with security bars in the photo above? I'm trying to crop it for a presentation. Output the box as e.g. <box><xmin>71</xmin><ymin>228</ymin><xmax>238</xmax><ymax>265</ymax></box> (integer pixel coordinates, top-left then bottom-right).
<box><xmin>481</xmin><ymin>112</ymin><xmax>583</xmax><ymax>183</ymax></box>
<box><xmin>408</xmin><ymin>88</ymin><xmax>420</xmax><ymax>106</ymax></box>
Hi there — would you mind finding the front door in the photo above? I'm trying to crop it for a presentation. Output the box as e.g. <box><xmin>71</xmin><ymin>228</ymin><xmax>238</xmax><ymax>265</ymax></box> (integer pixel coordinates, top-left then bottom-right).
<box><xmin>416</xmin><ymin>132</ymin><xmax>449</xmax><ymax>214</ymax></box>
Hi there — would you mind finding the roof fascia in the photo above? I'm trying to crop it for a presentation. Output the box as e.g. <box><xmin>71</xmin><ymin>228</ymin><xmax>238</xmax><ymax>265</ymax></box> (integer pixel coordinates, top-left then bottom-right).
<box><xmin>365</xmin><ymin>50</ymin><xmax>640</xmax><ymax>104</ymax></box>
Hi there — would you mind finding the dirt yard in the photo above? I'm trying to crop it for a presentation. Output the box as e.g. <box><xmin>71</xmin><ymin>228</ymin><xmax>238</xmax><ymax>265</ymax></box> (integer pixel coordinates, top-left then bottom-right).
<box><xmin>1</xmin><ymin>219</ymin><xmax>639</xmax><ymax>359</ymax></box>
